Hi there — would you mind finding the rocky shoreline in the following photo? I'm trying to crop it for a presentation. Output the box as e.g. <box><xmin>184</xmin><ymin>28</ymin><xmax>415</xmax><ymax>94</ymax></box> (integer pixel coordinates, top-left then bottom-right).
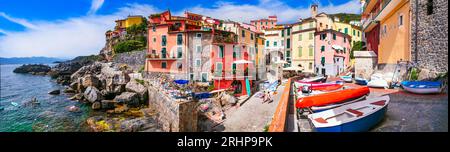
<box><xmin>13</xmin><ymin>51</ymin><xmax>161</xmax><ymax>132</ymax></box>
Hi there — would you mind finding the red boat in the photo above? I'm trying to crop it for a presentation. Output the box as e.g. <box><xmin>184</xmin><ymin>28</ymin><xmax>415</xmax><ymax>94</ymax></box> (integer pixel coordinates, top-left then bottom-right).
<box><xmin>295</xmin><ymin>81</ymin><xmax>344</xmax><ymax>92</ymax></box>
<box><xmin>296</xmin><ymin>86</ymin><xmax>370</xmax><ymax>108</ymax></box>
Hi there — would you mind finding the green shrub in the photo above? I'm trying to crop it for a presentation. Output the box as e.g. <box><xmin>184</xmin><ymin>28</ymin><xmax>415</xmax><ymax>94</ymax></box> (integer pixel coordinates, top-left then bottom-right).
<box><xmin>114</xmin><ymin>40</ymin><xmax>145</xmax><ymax>54</ymax></box>
<box><xmin>410</xmin><ymin>68</ymin><xmax>419</xmax><ymax>80</ymax></box>
<box><xmin>135</xmin><ymin>79</ymin><xmax>145</xmax><ymax>85</ymax></box>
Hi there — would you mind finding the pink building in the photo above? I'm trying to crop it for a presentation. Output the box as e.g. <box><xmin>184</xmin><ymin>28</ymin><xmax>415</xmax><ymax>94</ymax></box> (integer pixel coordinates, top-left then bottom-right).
<box><xmin>314</xmin><ymin>29</ymin><xmax>352</xmax><ymax>76</ymax></box>
<box><xmin>250</xmin><ymin>15</ymin><xmax>277</xmax><ymax>32</ymax></box>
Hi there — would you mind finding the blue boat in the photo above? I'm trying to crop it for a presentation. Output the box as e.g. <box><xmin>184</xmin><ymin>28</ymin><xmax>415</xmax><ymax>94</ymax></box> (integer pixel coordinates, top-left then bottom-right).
<box><xmin>340</xmin><ymin>75</ymin><xmax>352</xmax><ymax>83</ymax></box>
<box><xmin>308</xmin><ymin>95</ymin><xmax>389</xmax><ymax>132</ymax></box>
<box><xmin>355</xmin><ymin>77</ymin><xmax>368</xmax><ymax>85</ymax></box>
<box><xmin>401</xmin><ymin>81</ymin><xmax>443</xmax><ymax>94</ymax></box>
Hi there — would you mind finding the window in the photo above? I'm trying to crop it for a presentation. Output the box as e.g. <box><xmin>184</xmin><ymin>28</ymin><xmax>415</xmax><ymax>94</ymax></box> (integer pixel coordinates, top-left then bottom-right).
<box><xmin>287</xmin><ymin>28</ymin><xmax>290</xmax><ymax>36</ymax></box>
<box><xmin>333</xmin><ymin>33</ymin><xmax>337</xmax><ymax>40</ymax></box>
<box><xmin>274</xmin><ymin>41</ymin><xmax>277</xmax><ymax>47</ymax></box>
<box><xmin>399</xmin><ymin>14</ymin><xmax>404</xmax><ymax>26</ymax></box>
<box><xmin>177</xmin><ymin>62</ymin><xmax>182</xmax><ymax>70</ymax></box>
<box><xmin>281</xmin><ymin>40</ymin><xmax>284</xmax><ymax>46</ymax></box>
<box><xmin>153</xmin><ymin>37</ymin><xmax>156</xmax><ymax>43</ymax></box>
<box><xmin>265</xmin><ymin>22</ymin><xmax>268</xmax><ymax>25</ymax></box>
<box><xmin>161</xmin><ymin>62</ymin><xmax>167</xmax><ymax>69</ymax></box>
<box><xmin>299</xmin><ymin>25</ymin><xmax>303</xmax><ymax>30</ymax></box>
<box><xmin>196</xmin><ymin>45</ymin><xmax>202</xmax><ymax>53</ymax></box>
<box><xmin>242</xmin><ymin>30</ymin><xmax>245</xmax><ymax>37</ymax></box>
<box><xmin>309</xmin><ymin>22</ymin><xmax>313</xmax><ymax>28</ymax></box>
<box><xmin>309</xmin><ymin>32</ymin><xmax>313</xmax><ymax>40</ymax></box>
<box><xmin>344</xmin><ymin>37</ymin><xmax>347</xmax><ymax>43</ymax></box>
<box><xmin>281</xmin><ymin>30</ymin><xmax>285</xmax><ymax>37</ymax></box>
<box><xmin>152</xmin><ymin>26</ymin><xmax>156</xmax><ymax>32</ymax></box>
<box><xmin>177</xmin><ymin>47</ymin><xmax>182</xmax><ymax>58</ymax></box>
<box><xmin>286</xmin><ymin>38</ymin><xmax>290</xmax><ymax>49</ymax></box>
<box><xmin>309</xmin><ymin>46</ymin><xmax>313</xmax><ymax>56</ymax></box>
<box><xmin>161</xmin><ymin>35</ymin><xmax>167</xmax><ymax>46</ymax></box>
<box><xmin>190</xmin><ymin>73</ymin><xmax>194</xmax><ymax>80</ymax></box>
<box><xmin>298</xmin><ymin>47</ymin><xmax>302</xmax><ymax>57</ymax></box>
<box><xmin>216</xmin><ymin>62</ymin><xmax>223</xmax><ymax>76</ymax></box>
<box><xmin>320</xmin><ymin>34</ymin><xmax>327</xmax><ymax>40</ymax></box>
<box><xmin>201</xmin><ymin>73</ymin><xmax>208</xmax><ymax>82</ymax></box>
<box><xmin>286</xmin><ymin>50</ymin><xmax>291</xmax><ymax>58</ymax></box>
<box><xmin>321</xmin><ymin>46</ymin><xmax>325</xmax><ymax>52</ymax></box>
<box><xmin>309</xmin><ymin>62</ymin><xmax>312</xmax><ymax>70</ymax></box>
<box><xmin>344</xmin><ymin>28</ymin><xmax>348</xmax><ymax>34</ymax></box>
<box><xmin>383</xmin><ymin>24</ymin><xmax>387</xmax><ymax>35</ymax></box>
<box><xmin>196</xmin><ymin>33</ymin><xmax>202</xmax><ymax>38</ymax></box>
<box><xmin>353</xmin><ymin>29</ymin><xmax>356</xmax><ymax>36</ymax></box>
<box><xmin>219</xmin><ymin>45</ymin><xmax>224</xmax><ymax>58</ymax></box>
<box><xmin>161</xmin><ymin>48</ymin><xmax>167</xmax><ymax>58</ymax></box>
<box><xmin>299</xmin><ymin>34</ymin><xmax>303</xmax><ymax>41</ymax></box>
<box><xmin>177</xmin><ymin>34</ymin><xmax>182</xmax><ymax>45</ymax></box>
<box><xmin>232</xmin><ymin>63</ymin><xmax>236</xmax><ymax>74</ymax></box>
<box><xmin>196</xmin><ymin>59</ymin><xmax>201</xmax><ymax>67</ymax></box>
<box><xmin>251</xmin><ymin>33</ymin><xmax>254</xmax><ymax>40</ymax></box>
<box><xmin>358</xmin><ymin>31</ymin><xmax>360</xmax><ymax>37</ymax></box>
<box><xmin>321</xmin><ymin>57</ymin><xmax>325</xmax><ymax>66</ymax></box>
<box><xmin>266</xmin><ymin>40</ymin><xmax>270</xmax><ymax>47</ymax></box>
<box><xmin>427</xmin><ymin>0</ymin><xmax>433</xmax><ymax>15</ymax></box>
<box><xmin>344</xmin><ymin>47</ymin><xmax>346</xmax><ymax>54</ymax></box>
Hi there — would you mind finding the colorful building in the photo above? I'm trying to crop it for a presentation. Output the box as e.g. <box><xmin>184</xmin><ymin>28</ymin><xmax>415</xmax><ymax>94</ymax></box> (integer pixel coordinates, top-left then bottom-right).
<box><xmin>250</xmin><ymin>16</ymin><xmax>278</xmax><ymax>32</ymax></box>
<box><xmin>314</xmin><ymin>29</ymin><xmax>352</xmax><ymax>76</ymax></box>
<box><xmin>115</xmin><ymin>15</ymin><xmax>145</xmax><ymax>30</ymax></box>
<box><xmin>334</xmin><ymin>21</ymin><xmax>363</xmax><ymax>46</ymax></box>
<box><xmin>291</xmin><ymin>18</ymin><xmax>317</xmax><ymax>73</ymax></box>
<box><xmin>361</xmin><ymin>0</ymin><xmax>411</xmax><ymax>66</ymax></box>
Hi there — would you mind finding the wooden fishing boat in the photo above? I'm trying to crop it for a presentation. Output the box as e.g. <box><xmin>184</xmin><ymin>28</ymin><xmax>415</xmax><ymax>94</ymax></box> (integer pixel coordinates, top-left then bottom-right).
<box><xmin>340</xmin><ymin>75</ymin><xmax>352</xmax><ymax>83</ymax></box>
<box><xmin>401</xmin><ymin>81</ymin><xmax>443</xmax><ymax>94</ymax></box>
<box><xmin>355</xmin><ymin>77</ymin><xmax>368</xmax><ymax>85</ymax></box>
<box><xmin>310</xmin><ymin>95</ymin><xmax>366</xmax><ymax>112</ymax></box>
<box><xmin>296</xmin><ymin>86</ymin><xmax>370</xmax><ymax>108</ymax></box>
<box><xmin>308</xmin><ymin>95</ymin><xmax>390</xmax><ymax>132</ymax></box>
<box><xmin>294</xmin><ymin>81</ymin><xmax>344</xmax><ymax>92</ymax></box>
<box><xmin>298</xmin><ymin>76</ymin><xmax>326</xmax><ymax>83</ymax></box>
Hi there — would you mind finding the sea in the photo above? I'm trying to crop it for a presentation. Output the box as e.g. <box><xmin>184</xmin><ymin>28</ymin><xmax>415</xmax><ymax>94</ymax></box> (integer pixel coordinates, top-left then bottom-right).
<box><xmin>0</xmin><ymin>64</ymin><xmax>94</xmax><ymax>132</ymax></box>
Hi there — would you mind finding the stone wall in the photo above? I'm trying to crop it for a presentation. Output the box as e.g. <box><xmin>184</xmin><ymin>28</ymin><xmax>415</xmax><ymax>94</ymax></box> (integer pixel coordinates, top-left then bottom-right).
<box><xmin>410</xmin><ymin>0</ymin><xmax>448</xmax><ymax>73</ymax></box>
<box><xmin>147</xmin><ymin>81</ymin><xmax>198</xmax><ymax>132</ymax></box>
<box><xmin>113</xmin><ymin>50</ymin><xmax>146</xmax><ymax>71</ymax></box>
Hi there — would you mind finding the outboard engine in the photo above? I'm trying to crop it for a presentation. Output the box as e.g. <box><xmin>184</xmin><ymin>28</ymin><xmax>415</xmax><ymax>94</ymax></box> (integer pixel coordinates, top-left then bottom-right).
<box><xmin>301</xmin><ymin>85</ymin><xmax>312</xmax><ymax>94</ymax></box>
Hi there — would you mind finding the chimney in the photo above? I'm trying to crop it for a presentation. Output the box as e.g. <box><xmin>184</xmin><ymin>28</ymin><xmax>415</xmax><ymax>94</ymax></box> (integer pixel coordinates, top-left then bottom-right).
<box><xmin>311</xmin><ymin>4</ymin><xmax>318</xmax><ymax>18</ymax></box>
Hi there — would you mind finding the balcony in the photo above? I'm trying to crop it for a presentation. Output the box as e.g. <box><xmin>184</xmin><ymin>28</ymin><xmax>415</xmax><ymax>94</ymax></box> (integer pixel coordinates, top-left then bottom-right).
<box><xmin>146</xmin><ymin>54</ymin><xmax>178</xmax><ymax>61</ymax></box>
<box><xmin>362</xmin><ymin>0</ymin><xmax>395</xmax><ymax>32</ymax></box>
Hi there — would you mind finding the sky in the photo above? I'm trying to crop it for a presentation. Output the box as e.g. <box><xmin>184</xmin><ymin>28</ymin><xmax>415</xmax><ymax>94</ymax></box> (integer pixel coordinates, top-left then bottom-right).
<box><xmin>0</xmin><ymin>0</ymin><xmax>362</xmax><ymax>58</ymax></box>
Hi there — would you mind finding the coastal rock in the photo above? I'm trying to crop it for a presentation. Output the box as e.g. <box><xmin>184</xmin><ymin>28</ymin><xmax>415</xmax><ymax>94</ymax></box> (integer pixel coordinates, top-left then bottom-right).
<box><xmin>68</xmin><ymin>93</ymin><xmax>84</xmax><ymax>101</ymax></box>
<box><xmin>119</xmin><ymin>117</ymin><xmax>157</xmax><ymax>132</ymax></box>
<box><xmin>81</xmin><ymin>74</ymin><xmax>100</xmax><ymax>88</ymax></box>
<box><xmin>418</xmin><ymin>68</ymin><xmax>438</xmax><ymax>81</ymax></box>
<box><xmin>83</xmin><ymin>86</ymin><xmax>103</xmax><ymax>103</ymax></box>
<box><xmin>69</xmin><ymin>82</ymin><xmax>78</xmax><ymax>90</ymax></box>
<box><xmin>114</xmin><ymin>92</ymin><xmax>139</xmax><ymax>106</ymax></box>
<box><xmin>101</xmin><ymin>100</ymin><xmax>116</xmax><ymax>109</ymax></box>
<box><xmin>13</xmin><ymin>64</ymin><xmax>51</xmax><ymax>74</ymax></box>
<box><xmin>48</xmin><ymin>89</ymin><xmax>61</xmax><ymax>95</ymax></box>
<box><xmin>63</xmin><ymin>87</ymin><xmax>76</xmax><ymax>94</ymax></box>
<box><xmin>125</xmin><ymin>80</ymin><xmax>147</xmax><ymax>100</ymax></box>
<box><xmin>113</xmin><ymin>104</ymin><xmax>129</xmax><ymax>114</ymax></box>
<box><xmin>23</xmin><ymin>97</ymin><xmax>40</xmax><ymax>107</ymax></box>
<box><xmin>92</xmin><ymin>102</ymin><xmax>102</xmax><ymax>110</ymax></box>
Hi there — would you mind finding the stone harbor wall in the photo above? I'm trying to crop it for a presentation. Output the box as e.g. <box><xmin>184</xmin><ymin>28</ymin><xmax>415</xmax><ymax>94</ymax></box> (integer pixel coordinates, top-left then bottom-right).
<box><xmin>113</xmin><ymin>50</ymin><xmax>146</xmax><ymax>71</ymax></box>
<box><xmin>147</xmin><ymin>84</ymin><xmax>198</xmax><ymax>132</ymax></box>
<box><xmin>410</xmin><ymin>0</ymin><xmax>448</xmax><ymax>73</ymax></box>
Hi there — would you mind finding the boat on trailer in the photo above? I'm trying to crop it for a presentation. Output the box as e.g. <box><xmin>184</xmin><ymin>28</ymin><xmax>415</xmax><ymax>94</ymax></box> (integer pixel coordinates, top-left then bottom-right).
<box><xmin>296</xmin><ymin>86</ymin><xmax>370</xmax><ymax>108</ymax></box>
<box><xmin>401</xmin><ymin>81</ymin><xmax>443</xmax><ymax>94</ymax></box>
<box><xmin>308</xmin><ymin>95</ymin><xmax>390</xmax><ymax>132</ymax></box>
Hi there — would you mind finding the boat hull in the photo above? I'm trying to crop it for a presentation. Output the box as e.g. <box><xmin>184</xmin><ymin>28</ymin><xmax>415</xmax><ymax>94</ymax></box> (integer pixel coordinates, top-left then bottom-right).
<box><xmin>312</xmin><ymin>106</ymin><xmax>387</xmax><ymax>132</ymax></box>
<box><xmin>296</xmin><ymin>86</ymin><xmax>370</xmax><ymax>108</ymax></box>
<box><xmin>355</xmin><ymin>78</ymin><xmax>368</xmax><ymax>85</ymax></box>
<box><xmin>295</xmin><ymin>82</ymin><xmax>344</xmax><ymax>92</ymax></box>
<box><xmin>401</xmin><ymin>81</ymin><xmax>443</xmax><ymax>94</ymax></box>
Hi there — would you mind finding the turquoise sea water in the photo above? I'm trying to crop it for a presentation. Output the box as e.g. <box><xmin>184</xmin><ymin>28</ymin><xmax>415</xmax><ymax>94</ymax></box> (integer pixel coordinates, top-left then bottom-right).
<box><xmin>0</xmin><ymin>64</ymin><xmax>93</xmax><ymax>132</ymax></box>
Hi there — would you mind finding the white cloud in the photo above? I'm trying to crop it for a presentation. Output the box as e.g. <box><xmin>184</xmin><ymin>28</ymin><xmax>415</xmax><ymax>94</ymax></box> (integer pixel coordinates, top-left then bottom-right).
<box><xmin>0</xmin><ymin>3</ymin><xmax>158</xmax><ymax>58</ymax></box>
<box><xmin>0</xmin><ymin>12</ymin><xmax>38</xmax><ymax>29</ymax></box>
<box><xmin>87</xmin><ymin>0</ymin><xmax>105</xmax><ymax>15</ymax></box>
<box><xmin>185</xmin><ymin>0</ymin><xmax>360</xmax><ymax>23</ymax></box>
<box><xmin>0</xmin><ymin>29</ymin><xmax>8</xmax><ymax>35</ymax></box>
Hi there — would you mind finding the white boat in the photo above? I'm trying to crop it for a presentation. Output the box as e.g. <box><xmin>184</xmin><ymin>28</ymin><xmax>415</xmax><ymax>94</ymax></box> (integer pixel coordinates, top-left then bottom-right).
<box><xmin>299</xmin><ymin>76</ymin><xmax>326</xmax><ymax>83</ymax></box>
<box><xmin>308</xmin><ymin>95</ymin><xmax>390</xmax><ymax>132</ymax></box>
<box><xmin>367</xmin><ymin>79</ymin><xmax>389</xmax><ymax>89</ymax></box>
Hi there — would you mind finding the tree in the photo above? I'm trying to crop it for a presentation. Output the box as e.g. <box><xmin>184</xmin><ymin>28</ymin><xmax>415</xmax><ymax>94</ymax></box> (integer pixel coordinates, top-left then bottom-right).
<box><xmin>351</xmin><ymin>41</ymin><xmax>364</xmax><ymax>59</ymax></box>
<box><xmin>113</xmin><ymin>40</ymin><xmax>145</xmax><ymax>54</ymax></box>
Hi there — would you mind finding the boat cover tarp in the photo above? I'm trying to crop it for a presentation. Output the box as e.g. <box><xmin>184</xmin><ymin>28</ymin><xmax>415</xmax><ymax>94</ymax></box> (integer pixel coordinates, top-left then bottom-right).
<box><xmin>174</xmin><ymin>80</ymin><xmax>189</xmax><ymax>85</ymax></box>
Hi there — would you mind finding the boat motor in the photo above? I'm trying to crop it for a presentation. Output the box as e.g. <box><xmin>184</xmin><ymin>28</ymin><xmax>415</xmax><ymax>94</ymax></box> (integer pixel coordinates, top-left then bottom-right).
<box><xmin>301</xmin><ymin>85</ymin><xmax>312</xmax><ymax>94</ymax></box>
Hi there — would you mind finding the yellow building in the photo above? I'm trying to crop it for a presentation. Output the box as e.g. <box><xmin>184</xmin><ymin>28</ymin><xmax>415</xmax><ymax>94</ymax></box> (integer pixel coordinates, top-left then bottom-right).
<box><xmin>377</xmin><ymin>0</ymin><xmax>411</xmax><ymax>64</ymax></box>
<box><xmin>115</xmin><ymin>15</ymin><xmax>145</xmax><ymax>30</ymax></box>
<box><xmin>291</xmin><ymin>18</ymin><xmax>316</xmax><ymax>73</ymax></box>
<box><xmin>334</xmin><ymin>22</ymin><xmax>363</xmax><ymax>46</ymax></box>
